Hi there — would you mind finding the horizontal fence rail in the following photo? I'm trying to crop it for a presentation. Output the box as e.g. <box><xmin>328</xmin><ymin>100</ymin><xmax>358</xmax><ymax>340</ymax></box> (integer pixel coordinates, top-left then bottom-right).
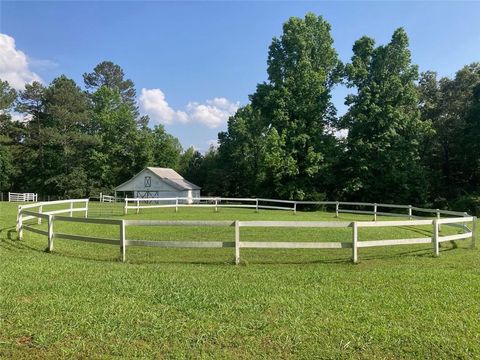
<box><xmin>17</xmin><ymin>199</ymin><xmax>89</xmax><ymax>238</ymax></box>
<box><xmin>123</xmin><ymin>196</ymin><xmax>471</xmax><ymax>225</ymax></box>
<box><xmin>9</xmin><ymin>192</ymin><xmax>37</xmax><ymax>202</ymax></box>
<box><xmin>16</xmin><ymin>197</ymin><xmax>478</xmax><ymax>264</ymax></box>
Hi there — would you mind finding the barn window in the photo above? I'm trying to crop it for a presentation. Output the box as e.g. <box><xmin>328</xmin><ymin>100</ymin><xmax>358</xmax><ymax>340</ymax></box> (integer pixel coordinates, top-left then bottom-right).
<box><xmin>144</xmin><ymin>176</ymin><xmax>151</xmax><ymax>187</ymax></box>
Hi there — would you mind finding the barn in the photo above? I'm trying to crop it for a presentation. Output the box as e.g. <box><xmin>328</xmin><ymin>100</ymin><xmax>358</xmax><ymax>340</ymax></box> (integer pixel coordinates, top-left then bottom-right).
<box><xmin>115</xmin><ymin>167</ymin><xmax>201</xmax><ymax>202</ymax></box>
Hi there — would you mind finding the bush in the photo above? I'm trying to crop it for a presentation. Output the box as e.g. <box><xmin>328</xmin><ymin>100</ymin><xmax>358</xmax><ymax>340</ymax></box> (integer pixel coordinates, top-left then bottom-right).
<box><xmin>299</xmin><ymin>191</ymin><xmax>327</xmax><ymax>212</ymax></box>
<box><xmin>450</xmin><ymin>194</ymin><xmax>480</xmax><ymax>216</ymax></box>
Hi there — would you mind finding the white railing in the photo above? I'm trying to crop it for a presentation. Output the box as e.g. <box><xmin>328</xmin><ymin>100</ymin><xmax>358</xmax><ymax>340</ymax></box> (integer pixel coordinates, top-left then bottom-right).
<box><xmin>17</xmin><ymin>203</ymin><xmax>477</xmax><ymax>263</ymax></box>
<box><xmin>124</xmin><ymin>197</ymin><xmax>262</xmax><ymax>214</ymax></box>
<box><xmin>9</xmin><ymin>192</ymin><xmax>37</xmax><ymax>202</ymax></box>
<box><xmin>101</xmin><ymin>194</ymin><xmax>117</xmax><ymax>203</ymax></box>
<box><xmin>124</xmin><ymin>196</ymin><xmax>470</xmax><ymax>224</ymax></box>
<box><xmin>18</xmin><ymin>210</ymin><xmax>120</xmax><ymax>253</ymax></box>
<box><xmin>17</xmin><ymin>199</ymin><xmax>89</xmax><ymax>238</ymax></box>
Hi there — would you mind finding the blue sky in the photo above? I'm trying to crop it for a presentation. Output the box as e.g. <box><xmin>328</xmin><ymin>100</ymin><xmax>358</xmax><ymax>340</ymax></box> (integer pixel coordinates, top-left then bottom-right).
<box><xmin>1</xmin><ymin>1</ymin><xmax>479</xmax><ymax>151</ymax></box>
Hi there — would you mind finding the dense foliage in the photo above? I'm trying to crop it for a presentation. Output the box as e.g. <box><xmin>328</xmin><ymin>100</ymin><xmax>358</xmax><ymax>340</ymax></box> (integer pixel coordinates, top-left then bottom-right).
<box><xmin>1</xmin><ymin>13</ymin><xmax>479</xmax><ymax>212</ymax></box>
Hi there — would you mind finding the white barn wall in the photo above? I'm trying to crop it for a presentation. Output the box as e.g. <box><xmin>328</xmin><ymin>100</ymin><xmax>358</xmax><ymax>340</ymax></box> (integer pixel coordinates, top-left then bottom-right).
<box><xmin>115</xmin><ymin>168</ymin><xmax>200</xmax><ymax>203</ymax></box>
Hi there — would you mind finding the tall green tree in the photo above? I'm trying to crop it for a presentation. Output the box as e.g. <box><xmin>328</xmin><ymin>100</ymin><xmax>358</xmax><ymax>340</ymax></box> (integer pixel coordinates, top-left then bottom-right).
<box><xmin>88</xmin><ymin>86</ymin><xmax>141</xmax><ymax>193</ymax></box>
<box><xmin>218</xmin><ymin>13</ymin><xmax>343</xmax><ymax>200</ymax></box>
<box><xmin>217</xmin><ymin>105</ymin><xmax>266</xmax><ymax>196</ymax></box>
<box><xmin>253</xmin><ymin>13</ymin><xmax>342</xmax><ymax>200</ymax></box>
<box><xmin>15</xmin><ymin>81</ymin><xmax>48</xmax><ymax>193</ymax></box>
<box><xmin>342</xmin><ymin>28</ymin><xmax>433</xmax><ymax>204</ymax></box>
<box><xmin>42</xmin><ymin>75</ymin><xmax>96</xmax><ymax>197</ymax></box>
<box><xmin>150</xmin><ymin>125</ymin><xmax>183</xmax><ymax>169</ymax></box>
<box><xmin>83</xmin><ymin>61</ymin><xmax>136</xmax><ymax>106</ymax></box>
<box><xmin>83</xmin><ymin>61</ymin><xmax>148</xmax><ymax>126</ymax></box>
<box><xmin>418</xmin><ymin>64</ymin><xmax>480</xmax><ymax>204</ymax></box>
<box><xmin>0</xmin><ymin>80</ymin><xmax>18</xmax><ymax>191</ymax></box>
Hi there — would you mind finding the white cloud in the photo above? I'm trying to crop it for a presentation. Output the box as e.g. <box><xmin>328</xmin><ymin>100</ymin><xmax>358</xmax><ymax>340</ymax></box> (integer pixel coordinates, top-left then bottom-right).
<box><xmin>140</xmin><ymin>88</ymin><xmax>239</xmax><ymax>128</ymax></box>
<box><xmin>187</xmin><ymin>97</ymin><xmax>239</xmax><ymax>128</ymax></box>
<box><xmin>140</xmin><ymin>88</ymin><xmax>188</xmax><ymax>124</ymax></box>
<box><xmin>0</xmin><ymin>33</ymin><xmax>43</xmax><ymax>90</ymax></box>
<box><xmin>139</xmin><ymin>88</ymin><xmax>189</xmax><ymax>125</ymax></box>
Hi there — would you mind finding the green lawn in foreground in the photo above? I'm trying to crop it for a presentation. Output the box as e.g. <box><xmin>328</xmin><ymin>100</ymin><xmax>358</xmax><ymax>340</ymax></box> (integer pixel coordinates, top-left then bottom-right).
<box><xmin>0</xmin><ymin>202</ymin><xmax>479</xmax><ymax>359</ymax></box>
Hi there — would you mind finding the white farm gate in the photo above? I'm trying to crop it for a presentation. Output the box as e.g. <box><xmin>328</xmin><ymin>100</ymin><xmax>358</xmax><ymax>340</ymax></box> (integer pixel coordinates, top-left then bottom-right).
<box><xmin>9</xmin><ymin>192</ymin><xmax>38</xmax><ymax>202</ymax></box>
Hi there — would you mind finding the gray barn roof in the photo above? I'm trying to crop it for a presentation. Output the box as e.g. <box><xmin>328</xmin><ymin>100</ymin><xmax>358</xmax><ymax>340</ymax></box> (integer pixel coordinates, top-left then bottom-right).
<box><xmin>115</xmin><ymin>167</ymin><xmax>201</xmax><ymax>191</ymax></box>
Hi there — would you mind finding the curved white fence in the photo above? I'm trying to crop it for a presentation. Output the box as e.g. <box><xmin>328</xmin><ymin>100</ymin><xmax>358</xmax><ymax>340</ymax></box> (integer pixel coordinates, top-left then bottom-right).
<box><xmin>16</xmin><ymin>197</ymin><xmax>477</xmax><ymax>264</ymax></box>
<box><xmin>17</xmin><ymin>199</ymin><xmax>89</xmax><ymax>239</ymax></box>
<box><xmin>124</xmin><ymin>196</ymin><xmax>470</xmax><ymax>220</ymax></box>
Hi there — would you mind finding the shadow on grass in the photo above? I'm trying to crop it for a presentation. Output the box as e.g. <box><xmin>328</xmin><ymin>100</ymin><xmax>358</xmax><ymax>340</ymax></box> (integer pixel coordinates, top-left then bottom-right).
<box><xmin>0</xmin><ymin>238</ymin><xmax>45</xmax><ymax>253</ymax></box>
<box><xmin>0</xmin><ymin>225</ymin><xmax>18</xmax><ymax>240</ymax></box>
<box><xmin>397</xmin><ymin>226</ymin><xmax>432</xmax><ymax>237</ymax></box>
<box><xmin>1</xmin><ymin>225</ymin><xmax>465</xmax><ymax>266</ymax></box>
<box><xmin>358</xmin><ymin>243</ymin><xmax>461</xmax><ymax>261</ymax></box>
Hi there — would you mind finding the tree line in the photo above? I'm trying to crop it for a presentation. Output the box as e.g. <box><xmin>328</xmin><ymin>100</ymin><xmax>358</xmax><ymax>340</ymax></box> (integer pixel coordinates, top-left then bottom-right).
<box><xmin>1</xmin><ymin>13</ymin><xmax>479</xmax><ymax>212</ymax></box>
<box><xmin>0</xmin><ymin>62</ymin><xmax>200</xmax><ymax>198</ymax></box>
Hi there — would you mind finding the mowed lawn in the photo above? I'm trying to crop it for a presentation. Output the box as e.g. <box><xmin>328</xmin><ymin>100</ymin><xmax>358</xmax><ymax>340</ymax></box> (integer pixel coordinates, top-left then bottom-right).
<box><xmin>0</xmin><ymin>202</ymin><xmax>479</xmax><ymax>359</ymax></box>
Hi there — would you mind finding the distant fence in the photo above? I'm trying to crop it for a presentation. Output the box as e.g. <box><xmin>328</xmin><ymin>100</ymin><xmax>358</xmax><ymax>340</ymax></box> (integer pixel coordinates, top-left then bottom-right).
<box><xmin>9</xmin><ymin>192</ymin><xmax>37</xmax><ymax>202</ymax></box>
<box><xmin>124</xmin><ymin>196</ymin><xmax>470</xmax><ymax>222</ymax></box>
<box><xmin>100</xmin><ymin>194</ymin><xmax>117</xmax><ymax>203</ymax></box>
<box><xmin>16</xmin><ymin>197</ymin><xmax>477</xmax><ymax>264</ymax></box>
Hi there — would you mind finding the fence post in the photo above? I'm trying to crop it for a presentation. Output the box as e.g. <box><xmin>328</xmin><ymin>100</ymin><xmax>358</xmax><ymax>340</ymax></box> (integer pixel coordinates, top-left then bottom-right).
<box><xmin>8</xmin><ymin>192</ymin><xmax>11</xmax><ymax>202</ymax></box>
<box><xmin>124</xmin><ymin>198</ymin><xmax>128</xmax><ymax>215</ymax></box>
<box><xmin>38</xmin><ymin>205</ymin><xmax>43</xmax><ymax>224</ymax></box>
<box><xmin>255</xmin><ymin>199</ymin><xmax>259</xmax><ymax>213</ymax></box>
<box><xmin>215</xmin><ymin>198</ymin><xmax>218</xmax><ymax>213</ymax></box>
<box><xmin>352</xmin><ymin>222</ymin><xmax>358</xmax><ymax>263</ymax></box>
<box><xmin>463</xmin><ymin>212</ymin><xmax>468</xmax><ymax>233</ymax></box>
<box><xmin>235</xmin><ymin>220</ymin><xmax>240</xmax><ymax>265</ymax></box>
<box><xmin>436</xmin><ymin>209</ymin><xmax>441</xmax><ymax>232</ymax></box>
<box><xmin>16</xmin><ymin>205</ymin><xmax>21</xmax><ymax>232</ymax></box>
<box><xmin>18</xmin><ymin>208</ymin><xmax>23</xmax><ymax>240</ymax></box>
<box><xmin>85</xmin><ymin>199</ymin><xmax>89</xmax><ymax>218</ymax></box>
<box><xmin>335</xmin><ymin>201</ymin><xmax>339</xmax><ymax>218</ymax></box>
<box><xmin>293</xmin><ymin>202</ymin><xmax>297</xmax><ymax>215</ymax></box>
<box><xmin>136</xmin><ymin>200</ymin><xmax>140</xmax><ymax>214</ymax></box>
<box><xmin>120</xmin><ymin>220</ymin><xmax>126</xmax><ymax>262</ymax></box>
<box><xmin>433</xmin><ymin>219</ymin><xmax>439</xmax><ymax>257</ymax></box>
<box><xmin>47</xmin><ymin>215</ymin><xmax>54</xmax><ymax>252</ymax></box>
<box><xmin>373</xmin><ymin>203</ymin><xmax>377</xmax><ymax>221</ymax></box>
<box><xmin>408</xmin><ymin>205</ymin><xmax>412</xmax><ymax>220</ymax></box>
<box><xmin>471</xmin><ymin>216</ymin><xmax>477</xmax><ymax>249</ymax></box>
<box><xmin>70</xmin><ymin>201</ymin><xmax>73</xmax><ymax>217</ymax></box>
<box><xmin>175</xmin><ymin>198</ymin><xmax>178</xmax><ymax>213</ymax></box>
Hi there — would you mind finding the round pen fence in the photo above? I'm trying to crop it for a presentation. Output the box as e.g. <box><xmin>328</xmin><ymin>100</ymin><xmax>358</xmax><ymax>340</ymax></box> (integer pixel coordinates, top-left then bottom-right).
<box><xmin>16</xmin><ymin>197</ymin><xmax>477</xmax><ymax>264</ymax></box>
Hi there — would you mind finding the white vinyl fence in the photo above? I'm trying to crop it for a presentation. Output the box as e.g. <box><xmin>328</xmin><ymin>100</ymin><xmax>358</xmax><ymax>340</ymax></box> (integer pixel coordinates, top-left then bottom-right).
<box><xmin>17</xmin><ymin>199</ymin><xmax>477</xmax><ymax>263</ymax></box>
<box><xmin>9</xmin><ymin>192</ymin><xmax>37</xmax><ymax>202</ymax></box>
<box><xmin>17</xmin><ymin>199</ymin><xmax>89</xmax><ymax>239</ymax></box>
<box><xmin>100</xmin><ymin>194</ymin><xmax>118</xmax><ymax>203</ymax></box>
<box><xmin>124</xmin><ymin>197</ymin><xmax>471</xmax><ymax>227</ymax></box>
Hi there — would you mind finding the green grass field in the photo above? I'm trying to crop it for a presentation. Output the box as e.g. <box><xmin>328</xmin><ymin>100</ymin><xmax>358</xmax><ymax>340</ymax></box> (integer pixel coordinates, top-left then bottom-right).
<box><xmin>1</xmin><ymin>202</ymin><xmax>479</xmax><ymax>359</ymax></box>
